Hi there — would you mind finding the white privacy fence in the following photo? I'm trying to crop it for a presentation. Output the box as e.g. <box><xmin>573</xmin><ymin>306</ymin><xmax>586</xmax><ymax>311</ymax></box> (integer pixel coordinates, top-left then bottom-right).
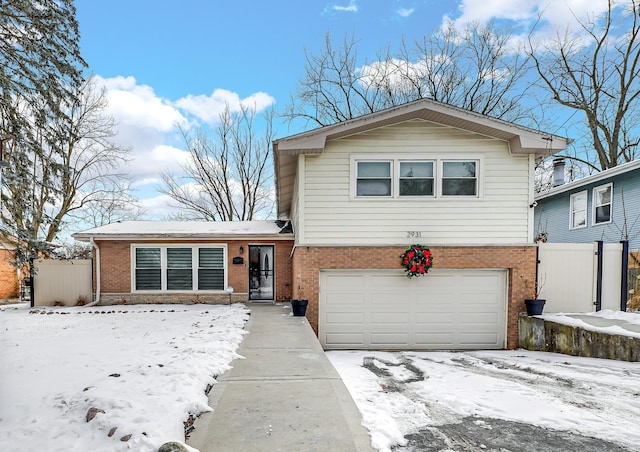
<box><xmin>537</xmin><ymin>242</ymin><xmax>623</xmax><ymax>313</ymax></box>
<box><xmin>33</xmin><ymin>259</ymin><xmax>93</xmax><ymax>306</ymax></box>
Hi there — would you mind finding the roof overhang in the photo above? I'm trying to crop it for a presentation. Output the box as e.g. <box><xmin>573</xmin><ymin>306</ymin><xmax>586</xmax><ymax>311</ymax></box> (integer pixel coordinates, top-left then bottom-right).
<box><xmin>273</xmin><ymin>98</ymin><xmax>572</xmax><ymax>218</ymax></box>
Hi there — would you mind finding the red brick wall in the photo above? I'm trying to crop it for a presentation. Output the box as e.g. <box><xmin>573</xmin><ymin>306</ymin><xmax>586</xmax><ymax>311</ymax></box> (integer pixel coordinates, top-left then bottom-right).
<box><xmin>0</xmin><ymin>249</ymin><xmax>18</xmax><ymax>299</ymax></box>
<box><xmin>292</xmin><ymin>245</ymin><xmax>537</xmax><ymax>349</ymax></box>
<box><xmin>95</xmin><ymin>239</ymin><xmax>293</xmax><ymax>302</ymax></box>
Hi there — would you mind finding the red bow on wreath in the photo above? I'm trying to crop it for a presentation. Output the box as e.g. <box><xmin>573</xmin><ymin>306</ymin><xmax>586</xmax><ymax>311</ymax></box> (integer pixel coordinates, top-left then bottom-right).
<box><xmin>400</xmin><ymin>245</ymin><xmax>433</xmax><ymax>278</ymax></box>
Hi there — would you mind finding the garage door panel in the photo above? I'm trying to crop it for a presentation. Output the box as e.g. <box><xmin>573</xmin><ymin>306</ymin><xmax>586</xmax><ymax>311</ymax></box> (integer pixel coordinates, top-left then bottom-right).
<box><xmin>415</xmin><ymin>333</ymin><xmax>456</xmax><ymax>345</ymax></box>
<box><xmin>325</xmin><ymin>333</ymin><xmax>365</xmax><ymax>346</ymax></box>
<box><xmin>370</xmin><ymin>333</ymin><xmax>409</xmax><ymax>345</ymax></box>
<box><xmin>370</xmin><ymin>312</ymin><xmax>410</xmax><ymax>323</ymax></box>
<box><xmin>325</xmin><ymin>312</ymin><xmax>365</xmax><ymax>324</ymax></box>
<box><xmin>320</xmin><ymin>269</ymin><xmax>506</xmax><ymax>350</ymax></box>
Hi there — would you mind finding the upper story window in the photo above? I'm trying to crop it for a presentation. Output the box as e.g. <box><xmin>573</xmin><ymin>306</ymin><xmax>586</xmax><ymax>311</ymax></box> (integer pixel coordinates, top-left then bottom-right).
<box><xmin>442</xmin><ymin>161</ymin><xmax>477</xmax><ymax>196</ymax></box>
<box><xmin>356</xmin><ymin>161</ymin><xmax>391</xmax><ymax>196</ymax></box>
<box><xmin>593</xmin><ymin>183</ymin><xmax>612</xmax><ymax>225</ymax></box>
<box><xmin>569</xmin><ymin>190</ymin><xmax>587</xmax><ymax>229</ymax></box>
<box><xmin>133</xmin><ymin>245</ymin><xmax>226</xmax><ymax>292</ymax></box>
<box><xmin>399</xmin><ymin>161</ymin><xmax>434</xmax><ymax>196</ymax></box>
<box><xmin>353</xmin><ymin>157</ymin><xmax>479</xmax><ymax>198</ymax></box>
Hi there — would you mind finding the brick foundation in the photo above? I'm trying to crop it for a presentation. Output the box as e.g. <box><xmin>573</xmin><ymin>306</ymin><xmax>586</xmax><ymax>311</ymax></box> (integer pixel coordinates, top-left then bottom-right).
<box><xmin>292</xmin><ymin>245</ymin><xmax>538</xmax><ymax>349</ymax></box>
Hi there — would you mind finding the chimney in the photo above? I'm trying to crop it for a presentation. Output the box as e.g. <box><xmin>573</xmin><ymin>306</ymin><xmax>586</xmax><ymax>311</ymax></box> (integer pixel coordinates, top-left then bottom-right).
<box><xmin>552</xmin><ymin>158</ymin><xmax>565</xmax><ymax>187</ymax></box>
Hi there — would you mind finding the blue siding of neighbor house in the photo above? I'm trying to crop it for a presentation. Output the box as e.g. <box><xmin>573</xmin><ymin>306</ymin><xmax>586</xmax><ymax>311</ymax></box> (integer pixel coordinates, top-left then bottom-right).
<box><xmin>534</xmin><ymin>168</ymin><xmax>640</xmax><ymax>250</ymax></box>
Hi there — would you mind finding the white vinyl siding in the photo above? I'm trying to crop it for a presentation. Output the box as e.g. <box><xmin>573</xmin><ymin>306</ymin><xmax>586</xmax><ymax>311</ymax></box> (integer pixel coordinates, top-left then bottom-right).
<box><xmin>132</xmin><ymin>245</ymin><xmax>226</xmax><ymax>292</ymax></box>
<box><xmin>592</xmin><ymin>183</ymin><xmax>612</xmax><ymax>225</ymax></box>
<box><xmin>570</xmin><ymin>191</ymin><xmax>587</xmax><ymax>229</ymax></box>
<box><xmin>298</xmin><ymin>119</ymin><xmax>531</xmax><ymax>246</ymax></box>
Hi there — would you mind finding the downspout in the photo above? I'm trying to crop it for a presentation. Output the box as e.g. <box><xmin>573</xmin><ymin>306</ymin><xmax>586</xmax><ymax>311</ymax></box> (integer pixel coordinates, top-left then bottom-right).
<box><xmin>85</xmin><ymin>237</ymin><xmax>101</xmax><ymax>307</ymax></box>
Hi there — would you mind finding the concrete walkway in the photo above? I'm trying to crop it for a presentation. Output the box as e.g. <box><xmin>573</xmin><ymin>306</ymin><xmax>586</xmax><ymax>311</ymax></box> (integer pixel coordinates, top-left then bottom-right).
<box><xmin>187</xmin><ymin>302</ymin><xmax>375</xmax><ymax>452</ymax></box>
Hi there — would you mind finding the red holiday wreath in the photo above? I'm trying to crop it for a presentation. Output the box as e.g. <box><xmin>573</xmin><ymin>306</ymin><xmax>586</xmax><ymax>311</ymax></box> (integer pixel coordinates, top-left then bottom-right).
<box><xmin>400</xmin><ymin>244</ymin><xmax>433</xmax><ymax>278</ymax></box>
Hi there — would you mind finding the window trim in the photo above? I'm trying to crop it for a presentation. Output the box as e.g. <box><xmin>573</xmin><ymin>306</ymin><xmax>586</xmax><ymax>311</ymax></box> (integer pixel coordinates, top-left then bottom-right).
<box><xmin>592</xmin><ymin>182</ymin><xmax>613</xmax><ymax>226</ymax></box>
<box><xmin>131</xmin><ymin>244</ymin><xmax>227</xmax><ymax>292</ymax></box>
<box><xmin>569</xmin><ymin>190</ymin><xmax>587</xmax><ymax>230</ymax></box>
<box><xmin>351</xmin><ymin>154</ymin><xmax>482</xmax><ymax>199</ymax></box>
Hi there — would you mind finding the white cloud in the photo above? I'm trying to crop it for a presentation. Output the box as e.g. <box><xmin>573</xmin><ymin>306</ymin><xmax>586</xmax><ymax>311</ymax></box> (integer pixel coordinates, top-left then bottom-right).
<box><xmin>129</xmin><ymin>144</ymin><xmax>191</xmax><ymax>188</ymax></box>
<box><xmin>448</xmin><ymin>0</ymin><xmax>614</xmax><ymax>44</ymax></box>
<box><xmin>397</xmin><ymin>8</ymin><xmax>414</xmax><ymax>18</ymax></box>
<box><xmin>94</xmin><ymin>75</ymin><xmax>187</xmax><ymax>132</ymax></box>
<box><xmin>331</xmin><ymin>1</ymin><xmax>358</xmax><ymax>12</ymax></box>
<box><xmin>174</xmin><ymin>89</ymin><xmax>276</xmax><ymax>126</ymax></box>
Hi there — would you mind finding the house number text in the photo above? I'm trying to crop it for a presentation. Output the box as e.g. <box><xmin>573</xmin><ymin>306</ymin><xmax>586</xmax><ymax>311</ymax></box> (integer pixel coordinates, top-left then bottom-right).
<box><xmin>406</xmin><ymin>231</ymin><xmax>422</xmax><ymax>238</ymax></box>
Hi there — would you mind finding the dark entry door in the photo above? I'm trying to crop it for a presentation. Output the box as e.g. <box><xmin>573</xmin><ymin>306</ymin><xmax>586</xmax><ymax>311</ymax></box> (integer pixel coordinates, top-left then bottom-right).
<box><xmin>248</xmin><ymin>245</ymin><xmax>274</xmax><ymax>300</ymax></box>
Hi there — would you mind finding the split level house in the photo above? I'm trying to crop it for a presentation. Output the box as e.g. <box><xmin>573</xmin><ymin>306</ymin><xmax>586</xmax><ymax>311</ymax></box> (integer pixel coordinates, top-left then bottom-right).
<box><xmin>74</xmin><ymin>98</ymin><xmax>570</xmax><ymax>350</ymax></box>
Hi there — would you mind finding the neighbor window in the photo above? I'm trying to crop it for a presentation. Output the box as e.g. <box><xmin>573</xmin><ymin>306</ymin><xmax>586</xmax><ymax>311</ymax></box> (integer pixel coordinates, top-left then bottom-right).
<box><xmin>133</xmin><ymin>245</ymin><xmax>225</xmax><ymax>291</ymax></box>
<box><xmin>570</xmin><ymin>191</ymin><xmax>587</xmax><ymax>229</ymax></box>
<box><xmin>442</xmin><ymin>161</ymin><xmax>477</xmax><ymax>196</ymax></box>
<box><xmin>593</xmin><ymin>183</ymin><xmax>612</xmax><ymax>225</ymax></box>
<box><xmin>356</xmin><ymin>161</ymin><xmax>392</xmax><ymax>196</ymax></box>
<box><xmin>399</xmin><ymin>161</ymin><xmax>434</xmax><ymax>196</ymax></box>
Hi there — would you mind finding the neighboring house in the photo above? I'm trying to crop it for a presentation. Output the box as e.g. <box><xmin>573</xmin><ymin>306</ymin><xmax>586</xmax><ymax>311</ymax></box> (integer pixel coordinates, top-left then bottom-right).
<box><xmin>534</xmin><ymin>159</ymin><xmax>640</xmax><ymax>249</ymax></box>
<box><xmin>0</xmin><ymin>237</ymin><xmax>19</xmax><ymax>299</ymax></box>
<box><xmin>273</xmin><ymin>98</ymin><xmax>569</xmax><ymax>350</ymax></box>
<box><xmin>72</xmin><ymin>221</ymin><xmax>294</xmax><ymax>305</ymax></box>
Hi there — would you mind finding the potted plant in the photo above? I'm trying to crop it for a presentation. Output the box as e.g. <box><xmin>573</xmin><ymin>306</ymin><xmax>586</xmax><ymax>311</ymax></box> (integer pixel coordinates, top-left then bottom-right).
<box><xmin>524</xmin><ymin>276</ymin><xmax>546</xmax><ymax>316</ymax></box>
<box><xmin>290</xmin><ymin>283</ymin><xmax>308</xmax><ymax>317</ymax></box>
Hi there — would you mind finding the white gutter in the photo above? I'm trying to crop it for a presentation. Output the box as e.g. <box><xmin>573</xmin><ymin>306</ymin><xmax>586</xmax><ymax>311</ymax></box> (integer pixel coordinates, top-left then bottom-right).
<box><xmin>85</xmin><ymin>237</ymin><xmax>101</xmax><ymax>307</ymax></box>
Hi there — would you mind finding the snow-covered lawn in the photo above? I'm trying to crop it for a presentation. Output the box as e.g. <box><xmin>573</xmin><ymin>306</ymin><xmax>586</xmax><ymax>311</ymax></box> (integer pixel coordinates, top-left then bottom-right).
<box><xmin>328</xmin><ymin>311</ymin><xmax>640</xmax><ymax>452</ymax></box>
<box><xmin>0</xmin><ymin>303</ymin><xmax>249</xmax><ymax>451</ymax></box>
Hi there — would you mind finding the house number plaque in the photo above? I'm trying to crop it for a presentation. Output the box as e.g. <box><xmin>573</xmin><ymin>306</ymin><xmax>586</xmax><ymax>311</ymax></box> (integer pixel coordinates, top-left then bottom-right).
<box><xmin>406</xmin><ymin>231</ymin><xmax>422</xmax><ymax>238</ymax></box>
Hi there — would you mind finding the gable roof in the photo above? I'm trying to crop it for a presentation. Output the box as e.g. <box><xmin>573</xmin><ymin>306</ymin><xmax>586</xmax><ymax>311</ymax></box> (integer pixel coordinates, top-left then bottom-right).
<box><xmin>73</xmin><ymin>220</ymin><xmax>294</xmax><ymax>241</ymax></box>
<box><xmin>535</xmin><ymin>159</ymin><xmax>640</xmax><ymax>201</ymax></box>
<box><xmin>273</xmin><ymin>98</ymin><xmax>571</xmax><ymax>218</ymax></box>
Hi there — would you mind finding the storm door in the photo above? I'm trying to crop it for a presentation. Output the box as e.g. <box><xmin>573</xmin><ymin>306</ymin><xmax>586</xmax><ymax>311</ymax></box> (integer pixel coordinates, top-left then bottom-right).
<box><xmin>248</xmin><ymin>245</ymin><xmax>274</xmax><ymax>300</ymax></box>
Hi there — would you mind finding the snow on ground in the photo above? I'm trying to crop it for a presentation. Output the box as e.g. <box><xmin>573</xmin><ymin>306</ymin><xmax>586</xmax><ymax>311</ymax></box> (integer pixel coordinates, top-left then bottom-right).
<box><xmin>540</xmin><ymin>309</ymin><xmax>640</xmax><ymax>338</ymax></box>
<box><xmin>0</xmin><ymin>303</ymin><xmax>249</xmax><ymax>452</ymax></box>
<box><xmin>328</xmin><ymin>310</ymin><xmax>640</xmax><ymax>452</ymax></box>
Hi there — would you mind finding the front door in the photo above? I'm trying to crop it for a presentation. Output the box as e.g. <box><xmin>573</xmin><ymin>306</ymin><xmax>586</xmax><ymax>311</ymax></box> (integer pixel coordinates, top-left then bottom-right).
<box><xmin>248</xmin><ymin>245</ymin><xmax>274</xmax><ymax>300</ymax></box>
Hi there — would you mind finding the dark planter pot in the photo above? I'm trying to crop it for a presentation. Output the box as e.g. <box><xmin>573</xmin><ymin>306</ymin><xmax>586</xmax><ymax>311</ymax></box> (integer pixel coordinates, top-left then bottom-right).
<box><xmin>525</xmin><ymin>298</ymin><xmax>546</xmax><ymax>316</ymax></box>
<box><xmin>290</xmin><ymin>299</ymin><xmax>309</xmax><ymax>317</ymax></box>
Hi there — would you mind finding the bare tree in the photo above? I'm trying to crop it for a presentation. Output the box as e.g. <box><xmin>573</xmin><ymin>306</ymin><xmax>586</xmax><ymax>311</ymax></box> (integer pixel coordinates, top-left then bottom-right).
<box><xmin>1</xmin><ymin>77</ymin><xmax>136</xmax><ymax>268</ymax></box>
<box><xmin>529</xmin><ymin>0</ymin><xmax>640</xmax><ymax>171</ymax></box>
<box><xmin>284</xmin><ymin>23</ymin><xmax>531</xmax><ymax>129</ymax></box>
<box><xmin>159</xmin><ymin>105</ymin><xmax>274</xmax><ymax>221</ymax></box>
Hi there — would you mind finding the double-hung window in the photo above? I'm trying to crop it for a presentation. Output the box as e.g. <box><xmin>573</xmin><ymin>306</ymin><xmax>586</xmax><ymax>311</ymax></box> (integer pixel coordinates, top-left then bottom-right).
<box><xmin>569</xmin><ymin>191</ymin><xmax>587</xmax><ymax>229</ymax></box>
<box><xmin>133</xmin><ymin>245</ymin><xmax>225</xmax><ymax>291</ymax></box>
<box><xmin>356</xmin><ymin>161</ymin><xmax>392</xmax><ymax>196</ymax></box>
<box><xmin>135</xmin><ymin>248</ymin><xmax>161</xmax><ymax>290</ymax></box>
<box><xmin>441</xmin><ymin>161</ymin><xmax>477</xmax><ymax>196</ymax></box>
<box><xmin>593</xmin><ymin>183</ymin><xmax>612</xmax><ymax>225</ymax></box>
<box><xmin>399</xmin><ymin>161</ymin><xmax>434</xmax><ymax>196</ymax></box>
<box><xmin>198</xmin><ymin>248</ymin><xmax>225</xmax><ymax>290</ymax></box>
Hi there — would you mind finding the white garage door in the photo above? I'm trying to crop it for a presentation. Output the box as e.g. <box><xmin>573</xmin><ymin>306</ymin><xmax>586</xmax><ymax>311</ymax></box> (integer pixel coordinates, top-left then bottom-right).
<box><xmin>319</xmin><ymin>269</ymin><xmax>507</xmax><ymax>350</ymax></box>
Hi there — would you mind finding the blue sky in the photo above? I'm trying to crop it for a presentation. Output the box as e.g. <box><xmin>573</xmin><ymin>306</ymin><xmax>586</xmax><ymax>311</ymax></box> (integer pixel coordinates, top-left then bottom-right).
<box><xmin>74</xmin><ymin>0</ymin><xmax>612</xmax><ymax>219</ymax></box>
